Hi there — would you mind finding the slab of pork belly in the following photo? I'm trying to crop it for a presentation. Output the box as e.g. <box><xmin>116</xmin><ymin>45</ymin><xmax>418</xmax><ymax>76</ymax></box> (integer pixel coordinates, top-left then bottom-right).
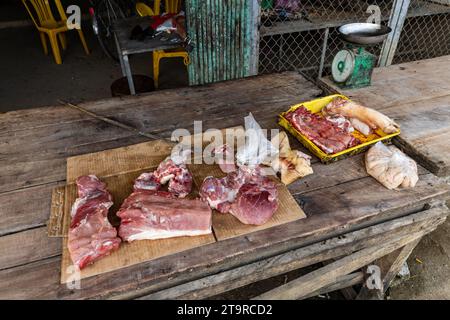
<box><xmin>117</xmin><ymin>190</ymin><xmax>212</xmax><ymax>241</ymax></box>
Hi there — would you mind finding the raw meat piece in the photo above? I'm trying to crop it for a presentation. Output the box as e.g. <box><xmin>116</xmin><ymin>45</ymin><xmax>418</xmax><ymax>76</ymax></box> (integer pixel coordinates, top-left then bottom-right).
<box><xmin>68</xmin><ymin>175</ymin><xmax>121</xmax><ymax>269</ymax></box>
<box><xmin>284</xmin><ymin>106</ymin><xmax>359</xmax><ymax>154</ymax></box>
<box><xmin>199</xmin><ymin>166</ymin><xmax>279</xmax><ymax>225</ymax></box>
<box><xmin>325</xmin><ymin>115</ymin><xmax>354</xmax><ymax>133</ymax></box>
<box><xmin>153</xmin><ymin>157</ymin><xmax>193</xmax><ymax>197</ymax></box>
<box><xmin>167</xmin><ymin>166</ymin><xmax>193</xmax><ymax>198</ymax></box>
<box><xmin>230</xmin><ymin>182</ymin><xmax>278</xmax><ymax>225</ymax></box>
<box><xmin>199</xmin><ymin>166</ymin><xmax>263</xmax><ymax>214</ymax></box>
<box><xmin>213</xmin><ymin>144</ymin><xmax>236</xmax><ymax>173</ymax></box>
<box><xmin>117</xmin><ymin>190</ymin><xmax>212</xmax><ymax>241</ymax></box>
<box><xmin>199</xmin><ymin>176</ymin><xmax>237</xmax><ymax>213</ymax></box>
<box><xmin>323</xmin><ymin>97</ymin><xmax>399</xmax><ymax>134</ymax></box>
<box><xmin>133</xmin><ymin>172</ymin><xmax>161</xmax><ymax>191</ymax></box>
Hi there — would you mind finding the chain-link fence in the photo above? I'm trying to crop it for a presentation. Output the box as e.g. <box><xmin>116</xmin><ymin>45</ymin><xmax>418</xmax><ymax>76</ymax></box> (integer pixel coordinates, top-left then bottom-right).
<box><xmin>258</xmin><ymin>0</ymin><xmax>450</xmax><ymax>81</ymax></box>
<box><xmin>393</xmin><ymin>0</ymin><xmax>450</xmax><ymax>64</ymax></box>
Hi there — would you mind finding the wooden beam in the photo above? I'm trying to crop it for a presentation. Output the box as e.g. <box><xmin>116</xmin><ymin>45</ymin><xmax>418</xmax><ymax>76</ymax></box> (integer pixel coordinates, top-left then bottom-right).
<box><xmin>379</xmin><ymin>0</ymin><xmax>411</xmax><ymax>67</ymax></box>
<box><xmin>252</xmin><ymin>226</ymin><xmax>436</xmax><ymax>300</ymax></box>
<box><xmin>301</xmin><ymin>272</ymin><xmax>364</xmax><ymax>300</ymax></box>
<box><xmin>137</xmin><ymin>207</ymin><xmax>446</xmax><ymax>300</ymax></box>
<box><xmin>356</xmin><ymin>236</ymin><xmax>422</xmax><ymax>299</ymax></box>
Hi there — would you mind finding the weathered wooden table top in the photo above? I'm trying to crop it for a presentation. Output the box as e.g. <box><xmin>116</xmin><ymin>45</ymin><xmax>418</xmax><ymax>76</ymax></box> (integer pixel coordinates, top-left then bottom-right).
<box><xmin>0</xmin><ymin>72</ymin><xmax>448</xmax><ymax>299</ymax></box>
<box><xmin>320</xmin><ymin>55</ymin><xmax>450</xmax><ymax>177</ymax></box>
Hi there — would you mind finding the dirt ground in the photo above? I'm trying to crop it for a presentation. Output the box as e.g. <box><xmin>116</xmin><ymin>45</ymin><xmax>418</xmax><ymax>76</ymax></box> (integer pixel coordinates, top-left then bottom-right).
<box><xmin>0</xmin><ymin>16</ymin><xmax>448</xmax><ymax>299</ymax></box>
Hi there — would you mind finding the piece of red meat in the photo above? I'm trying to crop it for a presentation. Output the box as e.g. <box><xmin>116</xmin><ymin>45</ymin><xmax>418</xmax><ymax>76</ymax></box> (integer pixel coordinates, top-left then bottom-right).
<box><xmin>68</xmin><ymin>175</ymin><xmax>121</xmax><ymax>269</ymax></box>
<box><xmin>133</xmin><ymin>172</ymin><xmax>161</xmax><ymax>191</ymax></box>
<box><xmin>117</xmin><ymin>190</ymin><xmax>212</xmax><ymax>241</ymax></box>
<box><xmin>153</xmin><ymin>157</ymin><xmax>193</xmax><ymax>197</ymax></box>
<box><xmin>199</xmin><ymin>176</ymin><xmax>236</xmax><ymax>213</ymax></box>
<box><xmin>284</xmin><ymin>106</ymin><xmax>359</xmax><ymax>154</ymax></box>
<box><xmin>199</xmin><ymin>166</ymin><xmax>279</xmax><ymax>225</ymax></box>
<box><xmin>230</xmin><ymin>181</ymin><xmax>278</xmax><ymax>225</ymax></box>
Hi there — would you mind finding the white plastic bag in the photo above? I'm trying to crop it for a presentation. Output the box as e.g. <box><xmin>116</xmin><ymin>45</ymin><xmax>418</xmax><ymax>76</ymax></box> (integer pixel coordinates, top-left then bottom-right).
<box><xmin>365</xmin><ymin>142</ymin><xmax>418</xmax><ymax>190</ymax></box>
<box><xmin>236</xmin><ymin>113</ymin><xmax>279</xmax><ymax>167</ymax></box>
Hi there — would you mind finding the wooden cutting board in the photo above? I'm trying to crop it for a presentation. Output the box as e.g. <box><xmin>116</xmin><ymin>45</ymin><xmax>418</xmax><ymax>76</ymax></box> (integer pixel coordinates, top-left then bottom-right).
<box><xmin>51</xmin><ymin>132</ymin><xmax>306</xmax><ymax>283</ymax></box>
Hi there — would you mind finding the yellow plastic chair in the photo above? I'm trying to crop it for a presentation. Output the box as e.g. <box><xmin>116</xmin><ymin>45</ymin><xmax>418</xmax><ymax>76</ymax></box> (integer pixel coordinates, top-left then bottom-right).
<box><xmin>136</xmin><ymin>1</ymin><xmax>189</xmax><ymax>88</ymax></box>
<box><xmin>164</xmin><ymin>0</ymin><xmax>182</xmax><ymax>13</ymax></box>
<box><xmin>136</xmin><ymin>2</ymin><xmax>156</xmax><ymax>16</ymax></box>
<box><xmin>22</xmin><ymin>0</ymin><xmax>90</xmax><ymax>64</ymax></box>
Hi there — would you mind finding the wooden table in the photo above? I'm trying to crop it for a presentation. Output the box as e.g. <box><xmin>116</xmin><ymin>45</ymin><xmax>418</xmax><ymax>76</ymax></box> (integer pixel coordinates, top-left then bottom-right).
<box><xmin>113</xmin><ymin>17</ymin><xmax>183</xmax><ymax>94</ymax></box>
<box><xmin>0</xmin><ymin>72</ymin><xmax>449</xmax><ymax>300</ymax></box>
<box><xmin>320</xmin><ymin>55</ymin><xmax>450</xmax><ymax>177</ymax></box>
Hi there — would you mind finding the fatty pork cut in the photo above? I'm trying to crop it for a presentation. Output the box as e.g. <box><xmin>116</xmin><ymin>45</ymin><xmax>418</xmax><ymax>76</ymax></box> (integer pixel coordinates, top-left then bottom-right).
<box><xmin>118</xmin><ymin>190</ymin><xmax>212</xmax><ymax>241</ymax></box>
<box><xmin>284</xmin><ymin>106</ymin><xmax>359</xmax><ymax>154</ymax></box>
<box><xmin>200</xmin><ymin>166</ymin><xmax>278</xmax><ymax>226</ymax></box>
<box><xmin>68</xmin><ymin>175</ymin><xmax>121</xmax><ymax>269</ymax></box>
<box><xmin>118</xmin><ymin>160</ymin><xmax>211</xmax><ymax>241</ymax></box>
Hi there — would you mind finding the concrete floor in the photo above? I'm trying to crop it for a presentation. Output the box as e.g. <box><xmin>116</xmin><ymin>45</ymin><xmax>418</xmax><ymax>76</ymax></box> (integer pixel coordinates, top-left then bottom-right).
<box><xmin>0</xmin><ymin>23</ymin><xmax>188</xmax><ymax>112</ymax></box>
<box><xmin>0</xmin><ymin>20</ymin><xmax>449</xmax><ymax>300</ymax></box>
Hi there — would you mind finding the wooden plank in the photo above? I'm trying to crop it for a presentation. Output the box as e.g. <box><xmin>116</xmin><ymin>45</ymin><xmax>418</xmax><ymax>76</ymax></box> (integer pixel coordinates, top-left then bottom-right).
<box><xmin>0</xmin><ymin>105</ymin><xmax>87</xmax><ymax>134</ymax></box>
<box><xmin>0</xmin><ymin>257</ymin><xmax>61</xmax><ymax>299</ymax></box>
<box><xmin>0</xmin><ymin>181</ymin><xmax>64</xmax><ymax>236</ymax></box>
<box><xmin>387</xmin><ymin>95</ymin><xmax>450</xmax><ymax>176</ymax></box>
<box><xmin>0</xmin><ymin>121</ymin><xmax>148</xmax><ymax>193</ymax></box>
<box><xmin>356</xmin><ymin>236</ymin><xmax>423</xmax><ymax>299</ymax></box>
<box><xmin>301</xmin><ymin>272</ymin><xmax>364</xmax><ymax>300</ymax></box>
<box><xmin>253</xmin><ymin>227</ymin><xmax>434</xmax><ymax>300</ymax></box>
<box><xmin>138</xmin><ymin>207</ymin><xmax>447</xmax><ymax>300</ymax></box>
<box><xmin>0</xmin><ymin>227</ymin><xmax>61</xmax><ymax>270</ymax></box>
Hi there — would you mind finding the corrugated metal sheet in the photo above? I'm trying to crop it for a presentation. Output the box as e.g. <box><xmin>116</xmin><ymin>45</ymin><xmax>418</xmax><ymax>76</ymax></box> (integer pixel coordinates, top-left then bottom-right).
<box><xmin>186</xmin><ymin>0</ymin><xmax>260</xmax><ymax>85</ymax></box>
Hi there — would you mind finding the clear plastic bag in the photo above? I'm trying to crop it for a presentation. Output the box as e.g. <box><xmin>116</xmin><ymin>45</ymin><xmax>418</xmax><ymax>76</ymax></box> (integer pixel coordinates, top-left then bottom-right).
<box><xmin>365</xmin><ymin>142</ymin><xmax>418</xmax><ymax>190</ymax></box>
<box><xmin>236</xmin><ymin>113</ymin><xmax>279</xmax><ymax>167</ymax></box>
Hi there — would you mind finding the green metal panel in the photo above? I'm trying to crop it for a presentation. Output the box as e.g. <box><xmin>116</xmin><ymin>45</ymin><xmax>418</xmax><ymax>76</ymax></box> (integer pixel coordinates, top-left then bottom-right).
<box><xmin>186</xmin><ymin>0</ymin><xmax>260</xmax><ymax>86</ymax></box>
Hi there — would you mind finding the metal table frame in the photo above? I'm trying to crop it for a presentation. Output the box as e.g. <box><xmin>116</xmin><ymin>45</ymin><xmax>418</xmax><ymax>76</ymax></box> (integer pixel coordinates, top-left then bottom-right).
<box><xmin>113</xmin><ymin>17</ymin><xmax>184</xmax><ymax>95</ymax></box>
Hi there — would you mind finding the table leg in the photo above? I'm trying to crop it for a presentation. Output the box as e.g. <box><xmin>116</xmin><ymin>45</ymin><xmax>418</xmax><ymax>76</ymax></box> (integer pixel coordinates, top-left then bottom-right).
<box><xmin>123</xmin><ymin>54</ymin><xmax>136</xmax><ymax>95</ymax></box>
<box><xmin>114</xmin><ymin>34</ymin><xmax>126</xmax><ymax>77</ymax></box>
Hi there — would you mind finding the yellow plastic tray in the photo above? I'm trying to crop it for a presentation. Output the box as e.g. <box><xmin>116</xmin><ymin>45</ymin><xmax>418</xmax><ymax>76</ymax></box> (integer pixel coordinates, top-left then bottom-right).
<box><xmin>278</xmin><ymin>94</ymin><xmax>401</xmax><ymax>163</ymax></box>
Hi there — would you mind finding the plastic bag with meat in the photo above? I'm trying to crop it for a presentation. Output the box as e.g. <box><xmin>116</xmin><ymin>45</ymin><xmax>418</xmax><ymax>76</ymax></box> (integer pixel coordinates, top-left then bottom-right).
<box><xmin>365</xmin><ymin>142</ymin><xmax>418</xmax><ymax>190</ymax></box>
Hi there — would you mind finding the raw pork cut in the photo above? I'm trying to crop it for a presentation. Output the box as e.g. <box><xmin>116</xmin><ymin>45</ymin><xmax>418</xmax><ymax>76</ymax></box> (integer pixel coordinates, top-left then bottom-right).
<box><xmin>68</xmin><ymin>175</ymin><xmax>121</xmax><ymax>269</ymax></box>
<box><xmin>284</xmin><ymin>106</ymin><xmax>359</xmax><ymax>154</ymax></box>
<box><xmin>117</xmin><ymin>190</ymin><xmax>212</xmax><ymax>241</ymax></box>
<box><xmin>230</xmin><ymin>182</ymin><xmax>278</xmax><ymax>225</ymax></box>
<box><xmin>133</xmin><ymin>172</ymin><xmax>161</xmax><ymax>191</ymax></box>
<box><xmin>134</xmin><ymin>157</ymin><xmax>193</xmax><ymax>197</ymax></box>
<box><xmin>323</xmin><ymin>97</ymin><xmax>399</xmax><ymax>134</ymax></box>
<box><xmin>200</xmin><ymin>166</ymin><xmax>279</xmax><ymax>225</ymax></box>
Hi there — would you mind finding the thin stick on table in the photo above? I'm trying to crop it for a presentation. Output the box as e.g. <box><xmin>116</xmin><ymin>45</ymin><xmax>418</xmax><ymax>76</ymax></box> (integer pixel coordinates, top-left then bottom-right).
<box><xmin>59</xmin><ymin>100</ymin><xmax>170</xmax><ymax>141</ymax></box>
